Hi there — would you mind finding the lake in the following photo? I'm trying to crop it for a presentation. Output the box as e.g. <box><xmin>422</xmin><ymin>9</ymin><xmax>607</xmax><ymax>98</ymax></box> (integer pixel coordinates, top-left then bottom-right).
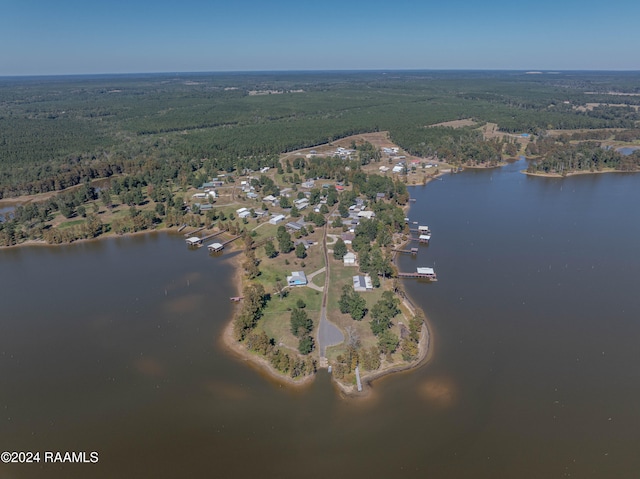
<box><xmin>1</xmin><ymin>161</ymin><xmax>639</xmax><ymax>478</ymax></box>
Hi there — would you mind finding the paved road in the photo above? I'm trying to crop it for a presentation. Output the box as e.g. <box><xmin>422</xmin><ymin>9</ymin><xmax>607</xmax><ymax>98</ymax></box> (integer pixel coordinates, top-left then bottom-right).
<box><xmin>317</xmin><ymin>207</ymin><xmax>344</xmax><ymax>359</ymax></box>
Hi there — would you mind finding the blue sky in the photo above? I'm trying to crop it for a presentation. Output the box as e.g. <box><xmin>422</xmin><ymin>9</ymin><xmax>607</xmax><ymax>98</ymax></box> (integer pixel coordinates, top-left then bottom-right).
<box><xmin>1</xmin><ymin>0</ymin><xmax>639</xmax><ymax>75</ymax></box>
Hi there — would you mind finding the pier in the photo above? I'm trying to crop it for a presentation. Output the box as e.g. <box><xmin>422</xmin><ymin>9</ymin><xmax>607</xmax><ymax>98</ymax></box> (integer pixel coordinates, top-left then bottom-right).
<box><xmin>184</xmin><ymin>226</ymin><xmax>206</xmax><ymax>237</ymax></box>
<box><xmin>397</xmin><ymin>267</ymin><xmax>437</xmax><ymax>281</ymax></box>
<box><xmin>408</xmin><ymin>235</ymin><xmax>431</xmax><ymax>244</ymax></box>
<box><xmin>392</xmin><ymin>247</ymin><xmax>419</xmax><ymax>255</ymax></box>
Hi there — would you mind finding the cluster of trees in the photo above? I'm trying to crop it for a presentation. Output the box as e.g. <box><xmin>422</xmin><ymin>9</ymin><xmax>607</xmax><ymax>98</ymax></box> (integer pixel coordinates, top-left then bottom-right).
<box><xmin>244</xmin><ymin>330</ymin><xmax>316</xmax><ymax>378</ymax></box>
<box><xmin>290</xmin><ymin>307</ymin><xmax>314</xmax><ymax>355</ymax></box>
<box><xmin>399</xmin><ymin>315</ymin><xmax>425</xmax><ymax>362</ymax></box>
<box><xmin>526</xmin><ymin>140</ymin><xmax>640</xmax><ymax>174</ymax></box>
<box><xmin>232</xmin><ymin>283</ymin><xmax>316</xmax><ymax>378</ymax></box>
<box><xmin>338</xmin><ymin>286</ymin><xmax>367</xmax><ymax>321</ymax></box>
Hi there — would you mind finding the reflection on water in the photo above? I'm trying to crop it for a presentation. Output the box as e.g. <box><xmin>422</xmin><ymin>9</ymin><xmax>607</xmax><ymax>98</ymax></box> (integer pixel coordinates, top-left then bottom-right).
<box><xmin>419</xmin><ymin>376</ymin><xmax>456</xmax><ymax>407</ymax></box>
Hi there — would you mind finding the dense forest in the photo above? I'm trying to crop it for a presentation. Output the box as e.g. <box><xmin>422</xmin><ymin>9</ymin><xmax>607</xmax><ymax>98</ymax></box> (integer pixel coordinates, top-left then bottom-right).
<box><xmin>2</xmin><ymin>71</ymin><xmax>640</xmax><ymax>198</ymax></box>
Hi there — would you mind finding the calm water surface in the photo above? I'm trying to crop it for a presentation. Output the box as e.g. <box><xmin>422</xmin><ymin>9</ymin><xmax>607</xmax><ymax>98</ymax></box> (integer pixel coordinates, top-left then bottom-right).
<box><xmin>1</xmin><ymin>161</ymin><xmax>640</xmax><ymax>478</ymax></box>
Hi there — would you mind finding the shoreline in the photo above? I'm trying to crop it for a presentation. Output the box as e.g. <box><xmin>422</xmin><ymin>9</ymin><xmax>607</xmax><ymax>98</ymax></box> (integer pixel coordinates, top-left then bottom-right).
<box><xmin>219</xmin><ymin>251</ymin><xmax>317</xmax><ymax>389</ymax></box>
<box><xmin>521</xmin><ymin>168</ymin><xmax>639</xmax><ymax>178</ymax></box>
<box><xmin>0</xmin><ymin>226</ymin><xmax>180</xmax><ymax>250</ymax></box>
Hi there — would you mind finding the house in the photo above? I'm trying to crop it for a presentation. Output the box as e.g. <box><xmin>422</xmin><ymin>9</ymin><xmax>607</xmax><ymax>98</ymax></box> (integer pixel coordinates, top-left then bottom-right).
<box><xmin>286</xmin><ymin>222</ymin><xmax>303</xmax><ymax>231</ymax></box>
<box><xmin>198</xmin><ymin>203</ymin><xmax>214</xmax><ymax>211</ymax></box>
<box><xmin>358</xmin><ymin>210</ymin><xmax>375</xmax><ymax>220</ymax></box>
<box><xmin>353</xmin><ymin>275</ymin><xmax>373</xmax><ymax>292</ymax></box>
<box><xmin>246</xmin><ymin>192</ymin><xmax>258</xmax><ymax>199</ymax></box>
<box><xmin>301</xmin><ymin>181</ymin><xmax>315</xmax><ymax>189</ymax></box>
<box><xmin>343</xmin><ymin>252</ymin><xmax>356</xmax><ymax>266</ymax></box>
<box><xmin>295</xmin><ymin>240</ymin><xmax>314</xmax><ymax>249</ymax></box>
<box><xmin>376</xmin><ymin>193</ymin><xmax>386</xmax><ymax>200</ymax></box>
<box><xmin>260</xmin><ymin>167</ymin><xmax>270</xmax><ymax>173</ymax></box>
<box><xmin>392</xmin><ymin>165</ymin><xmax>404</xmax><ymax>173</ymax></box>
<box><xmin>379</xmin><ymin>166</ymin><xmax>389</xmax><ymax>172</ymax></box>
<box><xmin>287</xmin><ymin>271</ymin><xmax>308</xmax><ymax>287</ymax></box>
<box><xmin>269</xmin><ymin>214</ymin><xmax>286</xmax><ymax>225</ymax></box>
<box><xmin>253</xmin><ymin>209</ymin><xmax>269</xmax><ymax>217</ymax></box>
<box><xmin>236</xmin><ymin>207</ymin><xmax>249</xmax><ymax>215</ymax></box>
<box><xmin>293</xmin><ymin>198</ymin><xmax>309</xmax><ymax>210</ymax></box>
<box><xmin>238</xmin><ymin>210</ymin><xmax>251</xmax><ymax>219</ymax></box>
<box><xmin>341</xmin><ymin>233</ymin><xmax>355</xmax><ymax>244</ymax></box>
<box><xmin>263</xmin><ymin>195</ymin><xmax>277</xmax><ymax>204</ymax></box>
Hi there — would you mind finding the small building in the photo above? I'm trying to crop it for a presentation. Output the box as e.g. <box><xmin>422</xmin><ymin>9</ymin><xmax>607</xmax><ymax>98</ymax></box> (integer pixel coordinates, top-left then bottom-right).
<box><xmin>263</xmin><ymin>195</ymin><xmax>277</xmax><ymax>204</ymax></box>
<box><xmin>207</xmin><ymin>242</ymin><xmax>224</xmax><ymax>252</ymax></box>
<box><xmin>358</xmin><ymin>210</ymin><xmax>375</xmax><ymax>220</ymax></box>
<box><xmin>236</xmin><ymin>207</ymin><xmax>249</xmax><ymax>215</ymax></box>
<box><xmin>353</xmin><ymin>275</ymin><xmax>373</xmax><ymax>292</ymax></box>
<box><xmin>198</xmin><ymin>203</ymin><xmax>214</xmax><ymax>211</ymax></box>
<box><xmin>246</xmin><ymin>192</ymin><xmax>258</xmax><ymax>199</ymax></box>
<box><xmin>295</xmin><ymin>240</ymin><xmax>314</xmax><ymax>249</ymax></box>
<box><xmin>301</xmin><ymin>181</ymin><xmax>315</xmax><ymax>189</ymax></box>
<box><xmin>341</xmin><ymin>233</ymin><xmax>355</xmax><ymax>244</ymax></box>
<box><xmin>419</xmin><ymin>234</ymin><xmax>431</xmax><ymax>243</ymax></box>
<box><xmin>260</xmin><ymin>166</ymin><xmax>270</xmax><ymax>173</ymax></box>
<box><xmin>392</xmin><ymin>165</ymin><xmax>404</xmax><ymax>173</ymax></box>
<box><xmin>238</xmin><ymin>210</ymin><xmax>251</xmax><ymax>219</ymax></box>
<box><xmin>269</xmin><ymin>214</ymin><xmax>286</xmax><ymax>225</ymax></box>
<box><xmin>287</xmin><ymin>271</ymin><xmax>308</xmax><ymax>287</ymax></box>
<box><xmin>343</xmin><ymin>252</ymin><xmax>356</xmax><ymax>266</ymax></box>
<box><xmin>294</xmin><ymin>198</ymin><xmax>309</xmax><ymax>210</ymax></box>
<box><xmin>376</xmin><ymin>193</ymin><xmax>386</xmax><ymax>200</ymax></box>
<box><xmin>286</xmin><ymin>222</ymin><xmax>302</xmax><ymax>231</ymax></box>
<box><xmin>418</xmin><ymin>225</ymin><xmax>431</xmax><ymax>233</ymax></box>
<box><xmin>186</xmin><ymin>237</ymin><xmax>202</xmax><ymax>246</ymax></box>
<box><xmin>379</xmin><ymin>166</ymin><xmax>389</xmax><ymax>172</ymax></box>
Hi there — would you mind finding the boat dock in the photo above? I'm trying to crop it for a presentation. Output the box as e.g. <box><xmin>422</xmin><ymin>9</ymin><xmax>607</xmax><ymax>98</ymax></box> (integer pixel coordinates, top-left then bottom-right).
<box><xmin>409</xmin><ymin>225</ymin><xmax>431</xmax><ymax>234</ymax></box>
<box><xmin>408</xmin><ymin>235</ymin><xmax>431</xmax><ymax>244</ymax></box>
<box><xmin>397</xmin><ymin>267</ymin><xmax>438</xmax><ymax>281</ymax></box>
<box><xmin>392</xmin><ymin>247</ymin><xmax>419</xmax><ymax>255</ymax></box>
<box><xmin>184</xmin><ymin>226</ymin><xmax>205</xmax><ymax>237</ymax></box>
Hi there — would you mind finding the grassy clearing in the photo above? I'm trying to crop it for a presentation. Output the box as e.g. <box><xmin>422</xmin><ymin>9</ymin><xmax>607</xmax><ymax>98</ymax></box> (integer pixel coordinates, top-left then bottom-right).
<box><xmin>57</xmin><ymin>219</ymin><xmax>86</xmax><ymax>229</ymax></box>
<box><xmin>312</xmin><ymin>272</ymin><xmax>325</xmax><ymax>287</ymax></box>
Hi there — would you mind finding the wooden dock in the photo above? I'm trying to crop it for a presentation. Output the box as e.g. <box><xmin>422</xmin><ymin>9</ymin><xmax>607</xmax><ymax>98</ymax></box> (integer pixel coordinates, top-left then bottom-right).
<box><xmin>200</xmin><ymin>230</ymin><xmax>226</xmax><ymax>242</ymax></box>
<box><xmin>408</xmin><ymin>236</ymin><xmax>431</xmax><ymax>244</ymax></box>
<box><xmin>397</xmin><ymin>267</ymin><xmax>437</xmax><ymax>281</ymax></box>
<box><xmin>221</xmin><ymin>235</ymin><xmax>241</xmax><ymax>246</ymax></box>
<box><xmin>184</xmin><ymin>226</ymin><xmax>205</xmax><ymax>237</ymax></box>
<box><xmin>393</xmin><ymin>247</ymin><xmax>419</xmax><ymax>255</ymax></box>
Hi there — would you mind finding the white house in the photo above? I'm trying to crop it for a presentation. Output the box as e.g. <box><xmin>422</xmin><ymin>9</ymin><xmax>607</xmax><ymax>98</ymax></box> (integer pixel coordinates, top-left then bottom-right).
<box><xmin>358</xmin><ymin>210</ymin><xmax>375</xmax><ymax>220</ymax></box>
<box><xmin>343</xmin><ymin>252</ymin><xmax>356</xmax><ymax>266</ymax></box>
<box><xmin>287</xmin><ymin>271</ymin><xmax>308</xmax><ymax>287</ymax></box>
<box><xmin>392</xmin><ymin>165</ymin><xmax>404</xmax><ymax>173</ymax></box>
<box><xmin>236</xmin><ymin>207</ymin><xmax>249</xmax><ymax>215</ymax></box>
<box><xmin>269</xmin><ymin>214</ymin><xmax>286</xmax><ymax>225</ymax></box>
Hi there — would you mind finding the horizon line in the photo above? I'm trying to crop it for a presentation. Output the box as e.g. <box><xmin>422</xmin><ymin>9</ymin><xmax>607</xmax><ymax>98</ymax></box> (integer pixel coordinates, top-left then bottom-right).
<box><xmin>2</xmin><ymin>68</ymin><xmax>640</xmax><ymax>79</ymax></box>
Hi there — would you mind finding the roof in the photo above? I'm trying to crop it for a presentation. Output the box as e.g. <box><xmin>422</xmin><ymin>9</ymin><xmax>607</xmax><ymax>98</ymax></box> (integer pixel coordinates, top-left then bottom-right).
<box><xmin>417</xmin><ymin>267</ymin><xmax>435</xmax><ymax>275</ymax></box>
